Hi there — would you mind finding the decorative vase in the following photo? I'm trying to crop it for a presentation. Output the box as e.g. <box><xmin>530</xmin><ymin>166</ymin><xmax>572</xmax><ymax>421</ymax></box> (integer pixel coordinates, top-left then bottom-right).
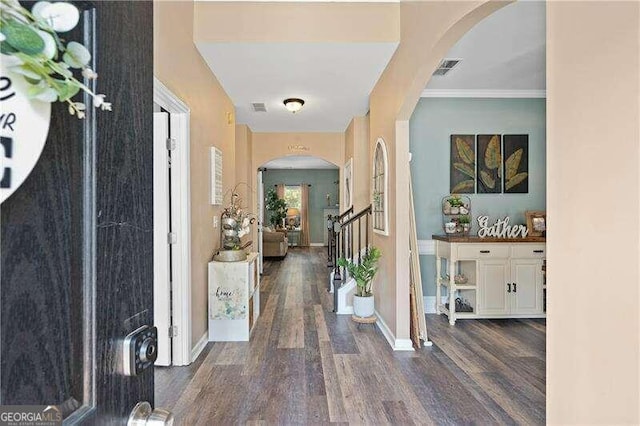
<box><xmin>353</xmin><ymin>294</ymin><xmax>375</xmax><ymax>318</ymax></box>
<box><xmin>214</xmin><ymin>250</ymin><xmax>247</xmax><ymax>262</ymax></box>
<box><xmin>450</xmin><ymin>206</ymin><xmax>460</xmax><ymax>215</ymax></box>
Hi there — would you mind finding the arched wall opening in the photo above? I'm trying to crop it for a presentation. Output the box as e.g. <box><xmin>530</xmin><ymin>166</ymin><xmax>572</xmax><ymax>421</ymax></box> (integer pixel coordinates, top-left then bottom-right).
<box><xmin>256</xmin><ymin>154</ymin><xmax>340</xmax><ymax>249</ymax></box>
<box><xmin>408</xmin><ymin>2</ymin><xmax>546</xmax><ymax>316</ymax></box>
<box><xmin>372</xmin><ymin>2</ymin><xmax>640</xmax><ymax>423</ymax></box>
<box><xmin>368</xmin><ymin>1</ymin><xmax>511</xmax><ymax>351</ymax></box>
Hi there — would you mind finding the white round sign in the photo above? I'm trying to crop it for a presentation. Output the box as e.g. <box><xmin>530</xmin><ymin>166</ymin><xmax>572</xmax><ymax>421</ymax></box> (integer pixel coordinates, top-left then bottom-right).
<box><xmin>1</xmin><ymin>56</ymin><xmax>51</xmax><ymax>204</ymax></box>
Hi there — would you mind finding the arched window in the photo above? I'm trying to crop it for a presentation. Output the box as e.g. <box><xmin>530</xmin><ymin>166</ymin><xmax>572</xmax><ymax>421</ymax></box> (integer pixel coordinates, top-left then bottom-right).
<box><xmin>372</xmin><ymin>138</ymin><xmax>388</xmax><ymax>235</ymax></box>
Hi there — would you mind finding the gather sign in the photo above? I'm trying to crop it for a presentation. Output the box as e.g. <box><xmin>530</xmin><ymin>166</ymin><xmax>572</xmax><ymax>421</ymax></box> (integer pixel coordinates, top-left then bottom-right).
<box><xmin>0</xmin><ymin>64</ymin><xmax>51</xmax><ymax>204</ymax></box>
<box><xmin>477</xmin><ymin>215</ymin><xmax>529</xmax><ymax>239</ymax></box>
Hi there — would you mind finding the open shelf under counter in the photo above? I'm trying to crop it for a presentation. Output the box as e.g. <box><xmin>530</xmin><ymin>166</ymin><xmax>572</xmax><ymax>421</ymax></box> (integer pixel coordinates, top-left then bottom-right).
<box><xmin>437</xmin><ymin>278</ymin><xmax>476</xmax><ymax>291</ymax></box>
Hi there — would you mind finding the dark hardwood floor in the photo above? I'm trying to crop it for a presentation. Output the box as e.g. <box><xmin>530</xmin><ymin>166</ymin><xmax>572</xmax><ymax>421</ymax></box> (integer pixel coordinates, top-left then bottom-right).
<box><xmin>156</xmin><ymin>247</ymin><xmax>545</xmax><ymax>424</ymax></box>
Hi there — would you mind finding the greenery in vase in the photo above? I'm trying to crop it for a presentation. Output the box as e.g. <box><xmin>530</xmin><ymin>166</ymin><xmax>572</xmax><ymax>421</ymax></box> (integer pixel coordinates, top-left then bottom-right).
<box><xmin>447</xmin><ymin>195</ymin><xmax>464</xmax><ymax>207</ymax></box>
<box><xmin>337</xmin><ymin>247</ymin><xmax>381</xmax><ymax>297</ymax></box>
<box><xmin>221</xmin><ymin>188</ymin><xmax>254</xmax><ymax>250</ymax></box>
<box><xmin>265</xmin><ymin>188</ymin><xmax>287</xmax><ymax>227</ymax></box>
<box><xmin>0</xmin><ymin>0</ymin><xmax>111</xmax><ymax>117</ymax></box>
<box><xmin>458</xmin><ymin>215</ymin><xmax>471</xmax><ymax>224</ymax></box>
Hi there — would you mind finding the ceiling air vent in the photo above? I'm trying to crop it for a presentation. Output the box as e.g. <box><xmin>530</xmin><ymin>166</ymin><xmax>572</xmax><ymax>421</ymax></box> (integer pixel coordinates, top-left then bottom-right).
<box><xmin>251</xmin><ymin>102</ymin><xmax>267</xmax><ymax>112</ymax></box>
<box><xmin>433</xmin><ymin>59</ymin><xmax>461</xmax><ymax>76</ymax></box>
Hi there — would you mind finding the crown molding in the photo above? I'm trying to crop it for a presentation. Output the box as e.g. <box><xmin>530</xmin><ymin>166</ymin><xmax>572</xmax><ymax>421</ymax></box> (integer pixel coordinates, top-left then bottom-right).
<box><xmin>421</xmin><ymin>89</ymin><xmax>546</xmax><ymax>99</ymax></box>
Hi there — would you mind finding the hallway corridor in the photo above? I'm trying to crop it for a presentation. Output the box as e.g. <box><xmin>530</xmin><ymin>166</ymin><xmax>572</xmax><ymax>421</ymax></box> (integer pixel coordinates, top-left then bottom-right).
<box><xmin>156</xmin><ymin>248</ymin><xmax>545</xmax><ymax>424</ymax></box>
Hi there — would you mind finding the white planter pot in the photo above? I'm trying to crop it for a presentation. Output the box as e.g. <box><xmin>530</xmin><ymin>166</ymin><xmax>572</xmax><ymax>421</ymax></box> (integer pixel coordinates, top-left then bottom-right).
<box><xmin>353</xmin><ymin>294</ymin><xmax>375</xmax><ymax>318</ymax></box>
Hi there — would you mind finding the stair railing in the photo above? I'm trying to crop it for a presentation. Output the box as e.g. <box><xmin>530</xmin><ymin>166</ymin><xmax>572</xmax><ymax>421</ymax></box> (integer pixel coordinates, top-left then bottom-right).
<box><xmin>330</xmin><ymin>204</ymin><xmax>372</xmax><ymax>312</ymax></box>
<box><xmin>327</xmin><ymin>206</ymin><xmax>353</xmax><ymax>267</ymax></box>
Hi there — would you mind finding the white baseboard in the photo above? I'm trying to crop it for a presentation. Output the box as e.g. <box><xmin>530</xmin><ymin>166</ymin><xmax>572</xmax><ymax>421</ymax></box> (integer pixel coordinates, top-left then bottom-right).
<box><xmin>375</xmin><ymin>310</ymin><xmax>415</xmax><ymax>352</ymax></box>
<box><xmin>424</xmin><ymin>296</ymin><xmax>437</xmax><ymax>314</ymax></box>
<box><xmin>191</xmin><ymin>331</ymin><xmax>208</xmax><ymax>363</ymax></box>
<box><xmin>417</xmin><ymin>239</ymin><xmax>435</xmax><ymax>255</ymax></box>
<box><xmin>310</xmin><ymin>242</ymin><xmax>325</xmax><ymax>247</ymax></box>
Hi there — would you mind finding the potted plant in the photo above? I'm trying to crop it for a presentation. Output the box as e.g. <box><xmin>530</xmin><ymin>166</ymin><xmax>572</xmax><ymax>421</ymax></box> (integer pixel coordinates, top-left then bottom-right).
<box><xmin>265</xmin><ymin>188</ymin><xmax>287</xmax><ymax>228</ymax></box>
<box><xmin>459</xmin><ymin>215</ymin><xmax>471</xmax><ymax>234</ymax></box>
<box><xmin>447</xmin><ymin>195</ymin><xmax>463</xmax><ymax>214</ymax></box>
<box><xmin>337</xmin><ymin>247</ymin><xmax>382</xmax><ymax>318</ymax></box>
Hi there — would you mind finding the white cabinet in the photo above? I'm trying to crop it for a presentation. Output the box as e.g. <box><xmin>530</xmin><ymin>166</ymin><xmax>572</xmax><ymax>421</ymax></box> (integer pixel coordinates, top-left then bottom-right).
<box><xmin>208</xmin><ymin>252</ymin><xmax>260</xmax><ymax>341</ymax></box>
<box><xmin>510</xmin><ymin>259</ymin><xmax>544</xmax><ymax>315</ymax></box>
<box><xmin>478</xmin><ymin>259</ymin><xmax>510</xmax><ymax>315</ymax></box>
<box><xmin>435</xmin><ymin>237</ymin><xmax>545</xmax><ymax>324</ymax></box>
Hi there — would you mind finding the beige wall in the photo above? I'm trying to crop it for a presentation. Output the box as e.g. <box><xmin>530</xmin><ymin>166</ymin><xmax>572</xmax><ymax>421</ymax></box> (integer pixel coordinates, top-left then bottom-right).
<box><xmin>154</xmin><ymin>1</ymin><xmax>236</xmax><ymax>349</ymax></box>
<box><xmin>235</xmin><ymin>125</ymin><xmax>257</xmax><ymax>247</ymax></box>
<box><xmin>252</xmin><ymin>132</ymin><xmax>344</xmax><ymax>173</ymax></box>
<box><xmin>368</xmin><ymin>1</ymin><xmax>504</xmax><ymax>343</ymax></box>
<box><xmin>194</xmin><ymin>2</ymin><xmax>399</xmax><ymax>43</ymax></box>
<box><xmin>344</xmin><ymin>116</ymin><xmax>370</xmax><ymax>213</ymax></box>
<box><xmin>547</xmin><ymin>2</ymin><xmax>640</xmax><ymax>423</ymax></box>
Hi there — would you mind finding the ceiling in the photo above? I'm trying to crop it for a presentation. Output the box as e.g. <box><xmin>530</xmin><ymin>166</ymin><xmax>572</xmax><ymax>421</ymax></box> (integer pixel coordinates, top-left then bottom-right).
<box><xmin>425</xmin><ymin>1</ymin><xmax>546</xmax><ymax>92</ymax></box>
<box><xmin>261</xmin><ymin>155</ymin><xmax>338</xmax><ymax>170</ymax></box>
<box><xmin>195</xmin><ymin>1</ymin><xmax>543</xmax><ymax>133</ymax></box>
<box><xmin>196</xmin><ymin>42</ymin><xmax>398</xmax><ymax>132</ymax></box>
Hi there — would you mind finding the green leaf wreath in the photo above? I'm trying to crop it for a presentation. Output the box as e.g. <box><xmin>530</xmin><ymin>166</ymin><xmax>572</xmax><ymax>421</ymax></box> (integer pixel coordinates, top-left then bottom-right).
<box><xmin>0</xmin><ymin>0</ymin><xmax>111</xmax><ymax>118</ymax></box>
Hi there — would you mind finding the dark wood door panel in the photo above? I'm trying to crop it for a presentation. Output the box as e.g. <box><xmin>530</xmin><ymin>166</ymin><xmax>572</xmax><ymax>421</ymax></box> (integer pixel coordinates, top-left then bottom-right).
<box><xmin>1</xmin><ymin>1</ymin><xmax>154</xmax><ymax>424</ymax></box>
<box><xmin>94</xmin><ymin>2</ymin><xmax>154</xmax><ymax>422</ymax></box>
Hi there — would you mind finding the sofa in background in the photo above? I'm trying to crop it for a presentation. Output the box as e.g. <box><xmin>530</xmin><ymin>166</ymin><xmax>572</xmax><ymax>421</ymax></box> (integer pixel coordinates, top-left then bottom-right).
<box><xmin>263</xmin><ymin>228</ymin><xmax>288</xmax><ymax>258</ymax></box>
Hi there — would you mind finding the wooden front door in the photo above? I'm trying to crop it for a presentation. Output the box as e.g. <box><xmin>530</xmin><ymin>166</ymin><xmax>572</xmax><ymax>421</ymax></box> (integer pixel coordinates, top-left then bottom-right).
<box><xmin>1</xmin><ymin>2</ymin><xmax>156</xmax><ymax>423</ymax></box>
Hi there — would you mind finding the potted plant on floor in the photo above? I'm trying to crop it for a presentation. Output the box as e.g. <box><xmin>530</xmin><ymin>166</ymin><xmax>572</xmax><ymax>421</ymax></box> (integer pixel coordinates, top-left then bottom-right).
<box><xmin>337</xmin><ymin>247</ymin><xmax>382</xmax><ymax>318</ymax></box>
<box><xmin>265</xmin><ymin>188</ymin><xmax>287</xmax><ymax>228</ymax></box>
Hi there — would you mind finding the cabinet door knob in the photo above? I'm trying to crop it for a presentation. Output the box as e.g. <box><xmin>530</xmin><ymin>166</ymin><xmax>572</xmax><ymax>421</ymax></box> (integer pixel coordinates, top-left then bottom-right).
<box><xmin>513</xmin><ymin>283</ymin><xmax>517</xmax><ymax>292</ymax></box>
<box><xmin>533</xmin><ymin>250</ymin><xmax>544</xmax><ymax>253</ymax></box>
<box><xmin>480</xmin><ymin>250</ymin><xmax>490</xmax><ymax>254</ymax></box>
<box><xmin>507</xmin><ymin>283</ymin><xmax>511</xmax><ymax>293</ymax></box>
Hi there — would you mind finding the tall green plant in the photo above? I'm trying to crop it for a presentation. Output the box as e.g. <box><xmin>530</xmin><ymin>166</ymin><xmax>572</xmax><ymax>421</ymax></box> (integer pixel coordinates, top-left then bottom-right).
<box><xmin>337</xmin><ymin>247</ymin><xmax>381</xmax><ymax>297</ymax></box>
<box><xmin>265</xmin><ymin>188</ymin><xmax>287</xmax><ymax>227</ymax></box>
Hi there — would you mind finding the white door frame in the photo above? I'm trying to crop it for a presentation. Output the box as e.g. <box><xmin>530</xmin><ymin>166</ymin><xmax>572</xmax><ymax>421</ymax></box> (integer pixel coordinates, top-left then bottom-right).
<box><xmin>153</xmin><ymin>77</ymin><xmax>192</xmax><ymax>366</ymax></box>
<box><xmin>153</xmin><ymin>111</ymin><xmax>172</xmax><ymax>366</ymax></box>
<box><xmin>257</xmin><ymin>170</ymin><xmax>264</xmax><ymax>274</ymax></box>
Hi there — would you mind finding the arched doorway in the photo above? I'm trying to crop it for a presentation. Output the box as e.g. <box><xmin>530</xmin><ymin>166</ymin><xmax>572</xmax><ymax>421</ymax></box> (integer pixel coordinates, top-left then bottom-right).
<box><xmin>256</xmin><ymin>155</ymin><xmax>340</xmax><ymax>272</ymax></box>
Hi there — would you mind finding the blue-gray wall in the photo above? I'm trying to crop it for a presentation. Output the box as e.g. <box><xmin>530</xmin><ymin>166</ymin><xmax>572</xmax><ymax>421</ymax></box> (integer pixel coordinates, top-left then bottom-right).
<box><xmin>410</xmin><ymin>98</ymin><xmax>546</xmax><ymax>296</ymax></box>
<box><xmin>263</xmin><ymin>169</ymin><xmax>339</xmax><ymax>244</ymax></box>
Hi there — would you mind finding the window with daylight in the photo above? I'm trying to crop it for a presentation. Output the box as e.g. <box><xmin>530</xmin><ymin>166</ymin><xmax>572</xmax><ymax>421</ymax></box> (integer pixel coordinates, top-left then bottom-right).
<box><xmin>372</xmin><ymin>138</ymin><xmax>388</xmax><ymax>235</ymax></box>
<box><xmin>284</xmin><ymin>186</ymin><xmax>301</xmax><ymax>209</ymax></box>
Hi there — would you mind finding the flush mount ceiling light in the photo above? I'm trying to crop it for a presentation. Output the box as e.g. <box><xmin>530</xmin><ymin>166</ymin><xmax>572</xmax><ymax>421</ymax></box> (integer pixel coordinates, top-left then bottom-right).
<box><xmin>283</xmin><ymin>98</ymin><xmax>305</xmax><ymax>113</ymax></box>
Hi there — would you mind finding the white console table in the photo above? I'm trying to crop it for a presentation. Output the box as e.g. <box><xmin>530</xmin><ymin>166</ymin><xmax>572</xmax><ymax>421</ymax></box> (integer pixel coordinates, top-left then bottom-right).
<box><xmin>208</xmin><ymin>252</ymin><xmax>260</xmax><ymax>341</ymax></box>
<box><xmin>434</xmin><ymin>235</ymin><xmax>546</xmax><ymax>325</ymax></box>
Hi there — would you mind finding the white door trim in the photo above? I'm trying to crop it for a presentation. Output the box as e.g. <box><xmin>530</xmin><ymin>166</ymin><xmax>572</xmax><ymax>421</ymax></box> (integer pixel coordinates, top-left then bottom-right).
<box><xmin>153</xmin><ymin>112</ymin><xmax>172</xmax><ymax>366</ymax></box>
<box><xmin>154</xmin><ymin>77</ymin><xmax>192</xmax><ymax>366</ymax></box>
<box><xmin>257</xmin><ymin>170</ymin><xmax>264</xmax><ymax>274</ymax></box>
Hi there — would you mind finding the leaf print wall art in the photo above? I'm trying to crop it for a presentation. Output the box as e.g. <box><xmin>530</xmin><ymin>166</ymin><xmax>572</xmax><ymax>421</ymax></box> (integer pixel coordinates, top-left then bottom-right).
<box><xmin>477</xmin><ymin>135</ymin><xmax>502</xmax><ymax>193</ymax></box>
<box><xmin>503</xmin><ymin>134</ymin><xmax>529</xmax><ymax>193</ymax></box>
<box><xmin>450</xmin><ymin>135</ymin><xmax>476</xmax><ymax>193</ymax></box>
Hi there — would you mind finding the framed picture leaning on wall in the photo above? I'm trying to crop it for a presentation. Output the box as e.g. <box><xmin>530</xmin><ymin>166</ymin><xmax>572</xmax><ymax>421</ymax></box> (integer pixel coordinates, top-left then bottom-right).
<box><xmin>525</xmin><ymin>210</ymin><xmax>546</xmax><ymax>237</ymax></box>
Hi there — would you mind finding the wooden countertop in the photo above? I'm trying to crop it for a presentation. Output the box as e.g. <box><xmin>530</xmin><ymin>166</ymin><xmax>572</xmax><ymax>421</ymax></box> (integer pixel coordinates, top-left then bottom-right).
<box><xmin>432</xmin><ymin>234</ymin><xmax>546</xmax><ymax>243</ymax></box>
